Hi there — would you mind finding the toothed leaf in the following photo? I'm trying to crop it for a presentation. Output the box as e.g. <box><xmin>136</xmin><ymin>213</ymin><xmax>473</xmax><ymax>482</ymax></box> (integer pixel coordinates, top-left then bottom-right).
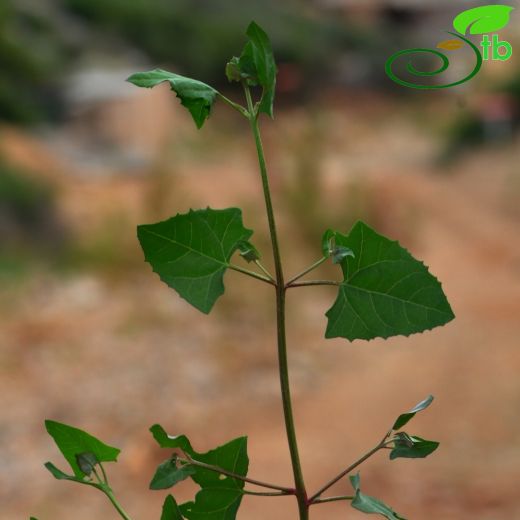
<box><xmin>138</xmin><ymin>208</ymin><xmax>253</xmax><ymax>314</ymax></box>
<box><xmin>324</xmin><ymin>221</ymin><xmax>454</xmax><ymax>341</ymax></box>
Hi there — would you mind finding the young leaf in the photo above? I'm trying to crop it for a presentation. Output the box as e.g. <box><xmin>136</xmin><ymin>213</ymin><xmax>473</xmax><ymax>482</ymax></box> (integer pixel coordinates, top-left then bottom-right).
<box><xmin>137</xmin><ymin>208</ymin><xmax>254</xmax><ymax>314</ymax></box>
<box><xmin>45</xmin><ymin>420</ymin><xmax>120</xmax><ymax>478</ymax></box>
<box><xmin>127</xmin><ymin>69</ymin><xmax>217</xmax><ymax>129</ymax></box>
<box><xmin>350</xmin><ymin>473</ymin><xmax>406</xmax><ymax>519</ymax></box>
<box><xmin>150</xmin><ymin>458</ymin><xmax>196</xmax><ymax>490</ymax></box>
<box><xmin>150</xmin><ymin>424</ymin><xmax>249</xmax><ymax>520</ymax></box>
<box><xmin>322</xmin><ymin>229</ymin><xmax>354</xmax><ymax>264</ymax></box>
<box><xmin>238</xmin><ymin>21</ymin><xmax>277</xmax><ymax>118</ymax></box>
<box><xmin>75</xmin><ymin>452</ymin><xmax>99</xmax><ymax>476</ymax></box>
<box><xmin>453</xmin><ymin>5</ymin><xmax>514</xmax><ymax>35</ymax></box>
<box><xmin>390</xmin><ymin>435</ymin><xmax>439</xmax><ymax>460</ymax></box>
<box><xmin>392</xmin><ymin>395</ymin><xmax>434</xmax><ymax>430</ymax></box>
<box><xmin>237</xmin><ymin>240</ymin><xmax>261</xmax><ymax>263</ymax></box>
<box><xmin>240</xmin><ymin>22</ymin><xmax>276</xmax><ymax>117</ymax></box>
<box><xmin>324</xmin><ymin>221</ymin><xmax>454</xmax><ymax>341</ymax></box>
<box><xmin>161</xmin><ymin>495</ymin><xmax>184</xmax><ymax>520</ymax></box>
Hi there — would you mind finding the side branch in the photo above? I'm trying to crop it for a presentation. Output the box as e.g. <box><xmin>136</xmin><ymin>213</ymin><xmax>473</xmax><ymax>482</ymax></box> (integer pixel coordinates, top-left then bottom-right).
<box><xmin>183</xmin><ymin>455</ymin><xmax>295</xmax><ymax>493</ymax></box>
<box><xmin>228</xmin><ymin>263</ymin><xmax>276</xmax><ymax>285</ymax></box>
<box><xmin>308</xmin><ymin>433</ymin><xmax>393</xmax><ymax>504</ymax></box>
<box><xmin>286</xmin><ymin>280</ymin><xmax>341</xmax><ymax>289</ymax></box>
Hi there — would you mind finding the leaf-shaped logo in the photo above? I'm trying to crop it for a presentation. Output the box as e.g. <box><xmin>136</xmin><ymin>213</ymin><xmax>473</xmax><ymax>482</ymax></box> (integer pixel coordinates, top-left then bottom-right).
<box><xmin>453</xmin><ymin>5</ymin><xmax>514</xmax><ymax>35</ymax></box>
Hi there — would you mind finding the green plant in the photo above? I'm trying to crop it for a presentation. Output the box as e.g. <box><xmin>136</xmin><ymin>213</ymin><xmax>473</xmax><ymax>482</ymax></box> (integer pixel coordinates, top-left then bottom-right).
<box><xmin>37</xmin><ymin>22</ymin><xmax>454</xmax><ymax>520</ymax></box>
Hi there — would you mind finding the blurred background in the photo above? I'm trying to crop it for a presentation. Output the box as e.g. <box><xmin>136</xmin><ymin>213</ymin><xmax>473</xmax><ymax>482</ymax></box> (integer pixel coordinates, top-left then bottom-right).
<box><xmin>1</xmin><ymin>0</ymin><xmax>519</xmax><ymax>518</ymax></box>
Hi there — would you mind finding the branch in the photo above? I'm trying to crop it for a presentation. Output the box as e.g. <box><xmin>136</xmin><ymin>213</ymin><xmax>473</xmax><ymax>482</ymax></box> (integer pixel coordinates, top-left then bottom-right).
<box><xmin>243</xmin><ymin>489</ymin><xmax>294</xmax><ymax>497</ymax></box>
<box><xmin>308</xmin><ymin>436</ymin><xmax>391</xmax><ymax>503</ymax></box>
<box><xmin>255</xmin><ymin>260</ymin><xmax>275</xmax><ymax>282</ymax></box>
<box><xmin>287</xmin><ymin>280</ymin><xmax>341</xmax><ymax>289</ymax></box>
<box><xmin>216</xmin><ymin>92</ymin><xmax>249</xmax><ymax>118</ymax></box>
<box><xmin>228</xmin><ymin>263</ymin><xmax>276</xmax><ymax>285</ymax></box>
<box><xmin>183</xmin><ymin>455</ymin><xmax>295</xmax><ymax>494</ymax></box>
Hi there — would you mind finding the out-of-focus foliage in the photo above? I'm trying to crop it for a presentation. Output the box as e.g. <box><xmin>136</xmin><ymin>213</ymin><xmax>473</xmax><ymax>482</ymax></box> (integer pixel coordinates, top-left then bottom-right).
<box><xmin>62</xmin><ymin>0</ymin><xmax>371</xmax><ymax>86</ymax></box>
<box><xmin>1</xmin><ymin>0</ymin><xmax>379</xmax><ymax>124</ymax></box>
<box><xmin>0</xmin><ymin>159</ymin><xmax>66</xmax><ymax>276</ymax></box>
<box><xmin>0</xmin><ymin>1</ymin><xmax>71</xmax><ymax>123</ymax></box>
<box><xmin>442</xmin><ymin>70</ymin><xmax>520</xmax><ymax>161</ymax></box>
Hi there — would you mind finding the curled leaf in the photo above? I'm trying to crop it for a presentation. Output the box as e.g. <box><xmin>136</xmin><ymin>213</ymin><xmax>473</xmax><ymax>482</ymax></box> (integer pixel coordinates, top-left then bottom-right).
<box><xmin>392</xmin><ymin>395</ymin><xmax>434</xmax><ymax>430</ymax></box>
<box><xmin>349</xmin><ymin>473</ymin><xmax>407</xmax><ymax>519</ymax></box>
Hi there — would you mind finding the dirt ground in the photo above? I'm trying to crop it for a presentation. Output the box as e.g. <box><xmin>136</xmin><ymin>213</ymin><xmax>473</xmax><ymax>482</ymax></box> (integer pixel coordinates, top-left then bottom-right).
<box><xmin>1</xmin><ymin>94</ymin><xmax>520</xmax><ymax>519</ymax></box>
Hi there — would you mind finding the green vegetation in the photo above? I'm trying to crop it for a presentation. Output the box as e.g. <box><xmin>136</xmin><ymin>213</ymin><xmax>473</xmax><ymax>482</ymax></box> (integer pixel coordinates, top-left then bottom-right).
<box><xmin>38</xmin><ymin>22</ymin><xmax>454</xmax><ymax>520</ymax></box>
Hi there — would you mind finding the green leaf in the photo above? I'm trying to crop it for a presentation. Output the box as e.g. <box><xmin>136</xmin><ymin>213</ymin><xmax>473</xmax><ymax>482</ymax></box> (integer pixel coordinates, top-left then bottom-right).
<box><xmin>127</xmin><ymin>69</ymin><xmax>217</xmax><ymax>129</ymax></box>
<box><xmin>390</xmin><ymin>435</ymin><xmax>439</xmax><ymax>460</ymax></box>
<box><xmin>150</xmin><ymin>458</ymin><xmax>196</xmax><ymax>490</ymax></box>
<box><xmin>137</xmin><ymin>208</ymin><xmax>253</xmax><ymax>314</ymax></box>
<box><xmin>150</xmin><ymin>424</ymin><xmax>248</xmax><ymax>520</ymax></box>
<box><xmin>237</xmin><ymin>240</ymin><xmax>261</xmax><ymax>263</ymax></box>
<box><xmin>45</xmin><ymin>420</ymin><xmax>120</xmax><ymax>478</ymax></box>
<box><xmin>453</xmin><ymin>5</ymin><xmax>514</xmax><ymax>35</ymax></box>
<box><xmin>324</xmin><ymin>221</ymin><xmax>454</xmax><ymax>341</ymax></box>
<box><xmin>161</xmin><ymin>495</ymin><xmax>184</xmax><ymax>520</ymax></box>
<box><xmin>239</xmin><ymin>21</ymin><xmax>277</xmax><ymax>118</ymax></box>
<box><xmin>75</xmin><ymin>452</ymin><xmax>99</xmax><ymax>476</ymax></box>
<box><xmin>392</xmin><ymin>395</ymin><xmax>434</xmax><ymax>430</ymax></box>
<box><xmin>349</xmin><ymin>474</ymin><xmax>406</xmax><ymax>520</ymax></box>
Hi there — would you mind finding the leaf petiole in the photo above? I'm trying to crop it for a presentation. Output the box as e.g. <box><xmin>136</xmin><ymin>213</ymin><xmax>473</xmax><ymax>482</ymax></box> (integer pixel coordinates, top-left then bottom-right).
<box><xmin>312</xmin><ymin>495</ymin><xmax>355</xmax><ymax>505</ymax></box>
<box><xmin>216</xmin><ymin>92</ymin><xmax>249</xmax><ymax>118</ymax></box>
<box><xmin>228</xmin><ymin>263</ymin><xmax>276</xmax><ymax>285</ymax></box>
<box><xmin>254</xmin><ymin>259</ymin><xmax>275</xmax><ymax>281</ymax></box>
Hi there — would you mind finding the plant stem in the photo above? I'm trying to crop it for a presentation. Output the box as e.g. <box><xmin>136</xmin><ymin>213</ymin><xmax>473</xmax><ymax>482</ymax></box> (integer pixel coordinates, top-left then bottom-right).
<box><xmin>182</xmin><ymin>456</ymin><xmax>294</xmax><ymax>493</ymax></box>
<box><xmin>308</xmin><ymin>439</ymin><xmax>388</xmax><ymax>503</ymax></box>
<box><xmin>244</xmin><ymin>83</ymin><xmax>309</xmax><ymax>520</ymax></box>
<box><xmin>285</xmin><ymin>257</ymin><xmax>328</xmax><ymax>286</ymax></box>
<box><xmin>100</xmin><ymin>484</ymin><xmax>133</xmax><ymax>520</ymax></box>
<box><xmin>228</xmin><ymin>263</ymin><xmax>276</xmax><ymax>285</ymax></box>
<box><xmin>288</xmin><ymin>280</ymin><xmax>342</xmax><ymax>288</ymax></box>
<box><xmin>312</xmin><ymin>495</ymin><xmax>354</xmax><ymax>504</ymax></box>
